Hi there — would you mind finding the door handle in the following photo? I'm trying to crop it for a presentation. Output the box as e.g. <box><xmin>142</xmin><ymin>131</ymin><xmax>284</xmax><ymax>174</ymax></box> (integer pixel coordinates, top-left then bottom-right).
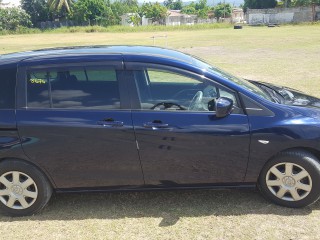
<box><xmin>97</xmin><ymin>118</ymin><xmax>124</xmax><ymax>127</ymax></box>
<box><xmin>143</xmin><ymin>121</ymin><xmax>169</xmax><ymax>129</ymax></box>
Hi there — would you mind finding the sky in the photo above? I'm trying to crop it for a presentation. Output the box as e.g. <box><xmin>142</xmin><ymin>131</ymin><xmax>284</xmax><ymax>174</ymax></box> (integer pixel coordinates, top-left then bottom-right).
<box><xmin>2</xmin><ymin>0</ymin><xmax>20</xmax><ymax>6</ymax></box>
<box><xmin>2</xmin><ymin>0</ymin><xmax>244</xmax><ymax>7</ymax></box>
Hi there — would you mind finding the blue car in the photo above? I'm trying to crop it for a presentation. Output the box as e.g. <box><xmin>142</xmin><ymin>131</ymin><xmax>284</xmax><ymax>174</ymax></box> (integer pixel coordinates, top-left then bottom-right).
<box><xmin>0</xmin><ymin>46</ymin><xmax>320</xmax><ymax>216</ymax></box>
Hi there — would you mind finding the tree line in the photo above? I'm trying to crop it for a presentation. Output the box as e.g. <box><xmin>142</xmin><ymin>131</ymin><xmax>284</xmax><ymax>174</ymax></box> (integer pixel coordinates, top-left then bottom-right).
<box><xmin>243</xmin><ymin>0</ymin><xmax>320</xmax><ymax>10</ymax></box>
<box><xmin>0</xmin><ymin>0</ymin><xmax>234</xmax><ymax>30</ymax></box>
<box><xmin>0</xmin><ymin>0</ymin><xmax>319</xmax><ymax>31</ymax></box>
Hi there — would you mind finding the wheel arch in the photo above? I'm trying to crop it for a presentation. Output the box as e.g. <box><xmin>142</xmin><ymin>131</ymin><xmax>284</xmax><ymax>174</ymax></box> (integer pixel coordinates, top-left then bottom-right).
<box><xmin>256</xmin><ymin>146</ymin><xmax>320</xmax><ymax>180</ymax></box>
<box><xmin>0</xmin><ymin>157</ymin><xmax>57</xmax><ymax>189</ymax></box>
<box><xmin>246</xmin><ymin>146</ymin><xmax>320</xmax><ymax>184</ymax></box>
<box><xmin>272</xmin><ymin>147</ymin><xmax>320</xmax><ymax>164</ymax></box>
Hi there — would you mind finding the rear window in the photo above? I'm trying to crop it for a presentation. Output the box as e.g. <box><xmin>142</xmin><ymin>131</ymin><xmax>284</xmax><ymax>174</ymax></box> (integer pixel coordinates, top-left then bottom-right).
<box><xmin>0</xmin><ymin>66</ymin><xmax>16</xmax><ymax>109</ymax></box>
<box><xmin>27</xmin><ymin>67</ymin><xmax>120</xmax><ymax>109</ymax></box>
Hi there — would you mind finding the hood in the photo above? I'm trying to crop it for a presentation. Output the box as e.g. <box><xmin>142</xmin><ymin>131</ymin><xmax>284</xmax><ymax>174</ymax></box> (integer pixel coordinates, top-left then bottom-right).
<box><xmin>248</xmin><ymin>80</ymin><xmax>320</xmax><ymax>109</ymax></box>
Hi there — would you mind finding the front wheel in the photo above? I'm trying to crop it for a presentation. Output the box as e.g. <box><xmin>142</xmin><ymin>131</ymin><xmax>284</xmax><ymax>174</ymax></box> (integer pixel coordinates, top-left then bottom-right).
<box><xmin>0</xmin><ymin>160</ymin><xmax>52</xmax><ymax>216</ymax></box>
<box><xmin>259</xmin><ymin>150</ymin><xmax>320</xmax><ymax>208</ymax></box>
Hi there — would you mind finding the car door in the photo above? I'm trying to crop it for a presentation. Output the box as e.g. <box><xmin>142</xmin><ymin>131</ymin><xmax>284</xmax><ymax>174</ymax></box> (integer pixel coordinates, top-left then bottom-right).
<box><xmin>127</xmin><ymin>65</ymin><xmax>250</xmax><ymax>186</ymax></box>
<box><xmin>16</xmin><ymin>56</ymin><xmax>144</xmax><ymax>189</ymax></box>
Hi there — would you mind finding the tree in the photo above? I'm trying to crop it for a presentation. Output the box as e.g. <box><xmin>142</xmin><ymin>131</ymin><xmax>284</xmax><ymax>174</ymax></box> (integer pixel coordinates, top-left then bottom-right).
<box><xmin>164</xmin><ymin>0</ymin><xmax>183</xmax><ymax>10</ymax></box>
<box><xmin>128</xmin><ymin>13</ymin><xmax>141</xmax><ymax>26</ymax></box>
<box><xmin>141</xmin><ymin>2</ymin><xmax>168</xmax><ymax>24</ymax></box>
<box><xmin>163</xmin><ymin>0</ymin><xmax>173</xmax><ymax>8</ymax></box>
<box><xmin>214</xmin><ymin>2</ymin><xmax>232</xmax><ymax>19</ymax></box>
<box><xmin>0</xmin><ymin>7</ymin><xmax>32</xmax><ymax>31</ymax></box>
<box><xmin>21</xmin><ymin>0</ymin><xmax>52</xmax><ymax>26</ymax></box>
<box><xmin>195</xmin><ymin>0</ymin><xmax>207</xmax><ymax>10</ymax></box>
<box><xmin>181</xmin><ymin>0</ymin><xmax>209</xmax><ymax>18</ymax></box>
<box><xmin>292</xmin><ymin>0</ymin><xmax>320</xmax><ymax>6</ymax></box>
<box><xmin>109</xmin><ymin>0</ymin><xmax>139</xmax><ymax>25</ymax></box>
<box><xmin>110</xmin><ymin>1</ymin><xmax>129</xmax><ymax>24</ymax></box>
<box><xmin>72</xmin><ymin>0</ymin><xmax>117</xmax><ymax>25</ymax></box>
<box><xmin>171</xmin><ymin>0</ymin><xmax>183</xmax><ymax>10</ymax></box>
<box><xmin>243</xmin><ymin>0</ymin><xmax>277</xmax><ymax>11</ymax></box>
<box><xmin>181</xmin><ymin>5</ymin><xmax>197</xmax><ymax>14</ymax></box>
<box><xmin>277</xmin><ymin>0</ymin><xmax>319</xmax><ymax>7</ymax></box>
<box><xmin>48</xmin><ymin>0</ymin><xmax>73</xmax><ymax>14</ymax></box>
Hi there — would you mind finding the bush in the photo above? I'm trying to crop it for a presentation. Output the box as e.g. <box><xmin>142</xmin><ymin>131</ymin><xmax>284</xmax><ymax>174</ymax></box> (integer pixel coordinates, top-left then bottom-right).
<box><xmin>0</xmin><ymin>7</ymin><xmax>32</xmax><ymax>31</ymax></box>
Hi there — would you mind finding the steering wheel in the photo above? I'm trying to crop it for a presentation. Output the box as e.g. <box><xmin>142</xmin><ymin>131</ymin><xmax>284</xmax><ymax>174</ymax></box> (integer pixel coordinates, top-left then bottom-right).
<box><xmin>188</xmin><ymin>91</ymin><xmax>203</xmax><ymax>111</ymax></box>
<box><xmin>151</xmin><ymin>102</ymin><xmax>186</xmax><ymax>110</ymax></box>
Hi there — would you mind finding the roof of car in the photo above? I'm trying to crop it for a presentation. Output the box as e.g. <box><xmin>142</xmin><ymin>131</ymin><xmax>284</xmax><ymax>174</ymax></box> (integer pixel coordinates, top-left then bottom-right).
<box><xmin>0</xmin><ymin>45</ymin><xmax>194</xmax><ymax>65</ymax></box>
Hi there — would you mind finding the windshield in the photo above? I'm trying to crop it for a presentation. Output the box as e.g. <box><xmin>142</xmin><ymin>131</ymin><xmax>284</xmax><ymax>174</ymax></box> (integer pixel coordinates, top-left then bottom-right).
<box><xmin>194</xmin><ymin>58</ymin><xmax>274</xmax><ymax>102</ymax></box>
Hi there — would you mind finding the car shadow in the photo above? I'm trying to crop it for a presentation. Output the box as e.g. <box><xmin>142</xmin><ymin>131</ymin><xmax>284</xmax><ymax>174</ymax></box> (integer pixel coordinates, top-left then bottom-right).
<box><xmin>1</xmin><ymin>189</ymin><xmax>319</xmax><ymax>226</ymax></box>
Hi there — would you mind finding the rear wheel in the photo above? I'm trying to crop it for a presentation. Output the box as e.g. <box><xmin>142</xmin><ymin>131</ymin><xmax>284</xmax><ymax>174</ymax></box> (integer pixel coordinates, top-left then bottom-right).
<box><xmin>0</xmin><ymin>160</ymin><xmax>52</xmax><ymax>216</ymax></box>
<box><xmin>259</xmin><ymin>150</ymin><xmax>320</xmax><ymax>208</ymax></box>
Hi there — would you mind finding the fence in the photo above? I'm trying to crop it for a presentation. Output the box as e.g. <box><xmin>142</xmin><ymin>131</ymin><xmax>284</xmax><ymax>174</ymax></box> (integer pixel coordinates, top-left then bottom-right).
<box><xmin>247</xmin><ymin>6</ymin><xmax>320</xmax><ymax>25</ymax></box>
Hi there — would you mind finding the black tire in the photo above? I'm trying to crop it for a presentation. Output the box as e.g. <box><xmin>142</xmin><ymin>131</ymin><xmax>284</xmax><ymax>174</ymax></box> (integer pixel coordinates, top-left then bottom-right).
<box><xmin>0</xmin><ymin>159</ymin><xmax>52</xmax><ymax>216</ymax></box>
<box><xmin>234</xmin><ymin>25</ymin><xmax>243</xmax><ymax>29</ymax></box>
<box><xmin>259</xmin><ymin>150</ymin><xmax>320</xmax><ymax>208</ymax></box>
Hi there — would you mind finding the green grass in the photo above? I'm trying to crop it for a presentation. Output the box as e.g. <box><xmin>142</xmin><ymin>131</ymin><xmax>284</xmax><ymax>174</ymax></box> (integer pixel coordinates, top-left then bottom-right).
<box><xmin>1</xmin><ymin>191</ymin><xmax>320</xmax><ymax>239</ymax></box>
<box><xmin>53</xmin><ymin>23</ymin><xmax>233</xmax><ymax>33</ymax></box>
<box><xmin>0</xmin><ymin>24</ymin><xmax>320</xmax><ymax>239</ymax></box>
<box><xmin>0</xmin><ymin>23</ymin><xmax>233</xmax><ymax>36</ymax></box>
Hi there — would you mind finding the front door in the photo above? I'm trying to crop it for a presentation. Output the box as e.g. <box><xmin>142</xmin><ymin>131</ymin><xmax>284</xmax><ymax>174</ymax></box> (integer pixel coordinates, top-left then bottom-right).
<box><xmin>16</xmin><ymin>58</ymin><xmax>143</xmax><ymax>189</ymax></box>
<box><xmin>128</xmin><ymin>67</ymin><xmax>250</xmax><ymax>186</ymax></box>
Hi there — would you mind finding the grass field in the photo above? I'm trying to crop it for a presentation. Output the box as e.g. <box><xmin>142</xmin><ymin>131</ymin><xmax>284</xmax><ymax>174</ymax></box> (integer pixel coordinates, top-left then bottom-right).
<box><xmin>1</xmin><ymin>24</ymin><xmax>320</xmax><ymax>239</ymax></box>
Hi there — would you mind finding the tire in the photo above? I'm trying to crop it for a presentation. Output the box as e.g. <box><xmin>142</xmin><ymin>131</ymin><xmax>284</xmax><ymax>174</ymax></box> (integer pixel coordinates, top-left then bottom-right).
<box><xmin>234</xmin><ymin>25</ymin><xmax>243</xmax><ymax>29</ymax></box>
<box><xmin>259</xmin><ymin>150</ymin><xmax>320</xmax><ymax>208</ymax></box>
<box><xmin>0</xmin><ymin>159</ymin><xmax>52</xmax><ymax>216</ymax></box>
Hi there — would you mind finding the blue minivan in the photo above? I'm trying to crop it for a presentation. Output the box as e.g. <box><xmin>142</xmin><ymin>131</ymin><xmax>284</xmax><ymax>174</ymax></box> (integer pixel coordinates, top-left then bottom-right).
<box><xmin>0</xmin><ymin>46</ymin><xmax>320</xmax><ymax>216</ymax></box>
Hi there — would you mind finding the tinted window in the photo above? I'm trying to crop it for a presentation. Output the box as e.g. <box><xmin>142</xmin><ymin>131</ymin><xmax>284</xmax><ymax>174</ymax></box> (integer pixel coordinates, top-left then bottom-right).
<box><xmin>0</xmin><ymin>66</ymin><xmax>16</xmax><ymax>109</ymax></box>
<box><xmin>134</xmin><ymin>69</ymin><xmax>238</xmax><ymax>111</ymax></box>
<box><xmin>27</xmin><ymin>67</ymin><xmax>120</xmax><ymax>109</ymax></box>
<box><xmin>27</xmin><ymin>71</ymin><xmax>51</xmax><ymax>108</ymax></box>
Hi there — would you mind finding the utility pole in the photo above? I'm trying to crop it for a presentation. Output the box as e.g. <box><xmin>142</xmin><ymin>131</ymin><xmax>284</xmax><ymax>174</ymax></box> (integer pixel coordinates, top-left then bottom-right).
<box><xmin>224</xmin><ymin>0</ymin><xmax>226</xmax><ymax>19</ymax></box>
<box><xmin>312</xmin><ymin>3</ymin><xmax>316</xmax><ymax>22</ymax></box>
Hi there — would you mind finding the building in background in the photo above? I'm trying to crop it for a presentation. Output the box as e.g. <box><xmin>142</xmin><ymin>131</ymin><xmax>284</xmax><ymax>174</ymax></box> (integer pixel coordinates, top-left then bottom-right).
<box><xmin>232</xmin><ymin>8</ymin><xmax>244</xmax><ymax>23</ymax></box>
<box><xmin>165</xmin><ymin>10</ymin><xmax>197</xmax><ymax>26</ymax></box>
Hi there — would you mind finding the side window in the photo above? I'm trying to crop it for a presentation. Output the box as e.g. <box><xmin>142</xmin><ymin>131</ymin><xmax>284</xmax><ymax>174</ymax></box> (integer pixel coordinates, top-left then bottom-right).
<box><xmin>148</xmin><ymin>71</ymin><xmax>198</xmax><ymax>84</ymax></box>
<box><xmin>27</xmin><ymin>67</ymin><xmax>121</xmax><ymax>109</ymax></box>
<box><xmin>134</xmin><ymin>69</ymin><xmax>238</xmax><ymax>112</ymax></box>
<box><xmin>27</xmin><ymin>71</ymin><xmax>52</xmax><ymax>108</ymax></box>
<box><xmin>0</xmin><ymin>66</ymin><xmax>17</xmax><ymax>109</ymax></box>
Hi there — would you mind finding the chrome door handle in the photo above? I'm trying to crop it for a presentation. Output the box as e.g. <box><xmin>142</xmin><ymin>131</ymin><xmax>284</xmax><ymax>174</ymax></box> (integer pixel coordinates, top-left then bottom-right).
<box><xmin>143</xmin><ymin>121</ymin><xmax>169</xmax><ymax>129</ymax></box>
<box><xmin>97</xmin><ymin>119</ymin><xmax>124</xmax><ymax>127</ymax></box>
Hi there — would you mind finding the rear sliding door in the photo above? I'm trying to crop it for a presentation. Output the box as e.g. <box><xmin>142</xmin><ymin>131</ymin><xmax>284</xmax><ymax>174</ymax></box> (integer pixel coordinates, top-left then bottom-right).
<box><xmin>16</xmin><ymin>56</ymin><xmax>144</xmax><ymax>189</ymax></box>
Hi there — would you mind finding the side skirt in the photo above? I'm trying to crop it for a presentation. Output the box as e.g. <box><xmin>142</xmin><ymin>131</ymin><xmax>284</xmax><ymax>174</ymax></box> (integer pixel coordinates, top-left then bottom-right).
<box><xmin>55</xmin><ymin>183</ymin><xmax>257</xmax><ymax>194</ymax></box>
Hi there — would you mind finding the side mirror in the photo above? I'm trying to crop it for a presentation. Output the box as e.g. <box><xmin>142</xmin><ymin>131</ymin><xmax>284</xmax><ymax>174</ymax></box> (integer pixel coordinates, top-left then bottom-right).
<box><xmin>215</xmin><ymin>97</ymin><xmax>233</xmax><ymax>118</ymax></box>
